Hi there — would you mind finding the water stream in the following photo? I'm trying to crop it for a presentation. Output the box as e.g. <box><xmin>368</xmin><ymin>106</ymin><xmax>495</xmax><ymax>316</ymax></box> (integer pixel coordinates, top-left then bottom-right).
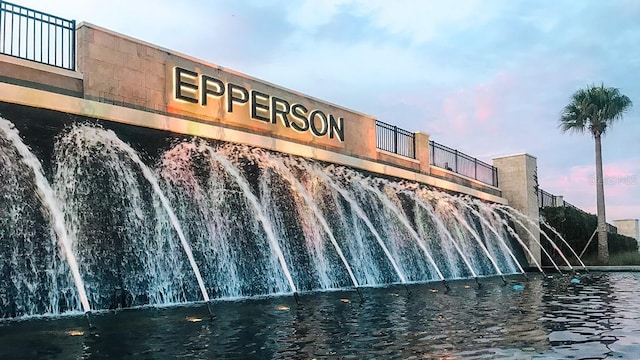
<box><xmin>0</xmin><ymin>119</ymin><xmax>566</xmax><ymax>318</ymax></box>
<box><xmin>0</xmin><ymin>118</ymin><xmax>90</xmax><ymax>314</ymax></box>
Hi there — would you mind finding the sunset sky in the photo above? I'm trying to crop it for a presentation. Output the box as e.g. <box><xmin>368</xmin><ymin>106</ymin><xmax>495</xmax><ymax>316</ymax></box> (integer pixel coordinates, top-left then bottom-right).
<box><xmin>19</xmin><ymin>0</ymin><xmax>640</xmax><ymax>222</ymax></box>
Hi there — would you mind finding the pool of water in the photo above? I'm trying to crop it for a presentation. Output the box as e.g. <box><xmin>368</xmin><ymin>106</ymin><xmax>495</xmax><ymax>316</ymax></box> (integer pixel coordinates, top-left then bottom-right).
<box><xmin>1</xmin><ymin>272</ymin><xmax>638</xmax><ymax>359</ymax></box>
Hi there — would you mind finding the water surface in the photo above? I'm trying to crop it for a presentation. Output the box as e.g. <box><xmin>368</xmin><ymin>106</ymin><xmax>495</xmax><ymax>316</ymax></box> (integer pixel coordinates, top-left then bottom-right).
<box><xmin>1</xmin><ymin>272</ymin><xmax>638</xmax><ymax>359</ymax></box>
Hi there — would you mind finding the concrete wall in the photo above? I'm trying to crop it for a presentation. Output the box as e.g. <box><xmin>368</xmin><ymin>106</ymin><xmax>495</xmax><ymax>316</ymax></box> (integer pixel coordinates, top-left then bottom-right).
<box><xmin>614</xmin><ymin>219</ymin><xmax>640</xmax><ymax>251</ymax></box>
<box><xmin>0</xmin><ymin>22</ymin><xmax>503</xmax><ymax>203</ymax></box>
<box><xmin>493</xmin><ymin>154</ymin><xmax>541</xmax><ymax>266</ymax></box>
<box><xmin>74</xmin><ymin>23</ymin><xmax>500</xmax><ymax>195</ymax></box>
<box><xmin>0</xmin><ymin>55</ymin><xmax>82</xmax><ymax>97</ymax></box>
<box><xmin>76</xmin><ymin>23</ymin><xmax>378</xmax><ymax>159</ymax></box>
<box><xmin>0</xmin><ymin>82</ymin><xmax>508</xmax><ymax>205</ymax></box>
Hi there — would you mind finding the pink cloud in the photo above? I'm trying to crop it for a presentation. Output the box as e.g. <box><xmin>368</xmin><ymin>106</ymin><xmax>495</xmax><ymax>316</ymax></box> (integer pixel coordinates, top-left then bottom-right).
<box><xmin>541</xmin><ymin>159</ymin><xmax>640</xmax><ymax>221</ymax></box>
<box><xmin>436</xmin><ymin>71</ymin><xmax>518</xmax><ymax>137</ymax></box>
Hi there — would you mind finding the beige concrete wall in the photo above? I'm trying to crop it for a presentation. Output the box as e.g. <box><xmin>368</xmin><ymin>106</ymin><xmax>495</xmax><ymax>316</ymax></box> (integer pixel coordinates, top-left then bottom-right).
<box><xmin>377</xmin><ymin>150</ymin><xmax>421</xmax><ymax>172</ymax></box>
<box><xmin>0</xmin><ymin>82</ymin><xmax>509</xmax><ymax>205</ymax></box>
<box><xmin>613</xmin><ymin>220</ymin><xmax>640</xmax><ymax>250</ymax></box>
<box><xmin>76</xmin><ymin>23</ymin><xmax>167</xmax><ymax>111</ymax></box>
<box><xmin>0</xmin><ymin>55</ymin><xmax>83</xmax><ymax>96</ymax></box>
<box><xmin>493</xmin><ymin>154</ymin><xmax>541</xmax><ymax>266</ymax></box>
<box><xmin>0</xmin><ymin>22</ymin><xmax>503</xmax><ymax>203</ymax></box>
<box><xmin>415</xmin><ymin>132</ymin><xmax>431</xmax><ymax>174</ymax></box>
<box><xmin>76</xmin><ymin>23</ymin><xmax>379</xmax><ymax>158</ymax></box>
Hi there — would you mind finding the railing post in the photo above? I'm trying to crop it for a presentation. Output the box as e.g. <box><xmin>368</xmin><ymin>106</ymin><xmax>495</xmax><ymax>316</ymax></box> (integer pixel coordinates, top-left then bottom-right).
<box><xmin>454</xmin><ymin>150</ymin><xmax>458</xmax><ymax>172</ymax></box>
<box><xmin>393</xmin><ymin>125</ymin><xmax>398</xmax><ymax>154</ymax></box>
<box><xmin>71</xmin><ymin>19</ymin><xmax>76</xmax><ymax>70</ymax></box>
<box><xmin>474</xmin><ymin>158</ymin><xmax>478</xmax><ymax>180</ymax></box>
<box><xmin>412</xmin><ymin>134</ymin><xmax>416</xmax><ymax>159</ymax></box>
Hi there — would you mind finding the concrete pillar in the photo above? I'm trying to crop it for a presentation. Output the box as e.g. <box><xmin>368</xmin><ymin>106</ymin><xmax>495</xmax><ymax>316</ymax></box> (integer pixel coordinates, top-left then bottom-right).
<box><xmin>613</xmin><ymin>219</ymin><xmax>640</xmax><ymax>251</ymax></box>
<box><xmin>492</xmin><ymin>154</ymin><xmax>541</xmax><ymax>267</ymax></box>
<box><xmin>553</xmin><ymin>195</ymin><xmax>564</xmax><ymax>207</ymax></box>
<box><xmin>414</xmin><ymin>131</ymin><xmax>431</xmax><ymax>174</ymax></box>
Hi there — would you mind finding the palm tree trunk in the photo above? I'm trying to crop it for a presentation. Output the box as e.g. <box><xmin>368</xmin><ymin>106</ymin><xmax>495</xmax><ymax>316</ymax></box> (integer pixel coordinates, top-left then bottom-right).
<box><xmin>594</xmin><ymin>134</ymin><xmax>609</xmax><ymax>264</ymax></box>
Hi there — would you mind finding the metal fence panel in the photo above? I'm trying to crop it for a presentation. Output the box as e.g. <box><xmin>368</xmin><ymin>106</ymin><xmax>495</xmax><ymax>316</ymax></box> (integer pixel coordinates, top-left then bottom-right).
<box><xmin>375</xmin><ymin>120</ymin><xmax>416</xmax><ymax>159</ymax></box>
<box><xmin>538</xmin><ymin>189</ymin><xmax>555</xmax><ymax>208</ymax></box>
<box><xmin>0</xmin><ymin>1</ymin><xmax>75</xmax><ymax>70</ymax></box>
<box><xmin>429</xmin><ymin>140</ymin><xmax>498</xmax><ymax>187</ymax></box>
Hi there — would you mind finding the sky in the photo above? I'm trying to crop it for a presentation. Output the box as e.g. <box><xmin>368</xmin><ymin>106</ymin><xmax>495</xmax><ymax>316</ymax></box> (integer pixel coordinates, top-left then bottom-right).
<box><xmin>19</xmin><ymin>0</ymin><xmax>640</xmax><ymax>223</ymax></box>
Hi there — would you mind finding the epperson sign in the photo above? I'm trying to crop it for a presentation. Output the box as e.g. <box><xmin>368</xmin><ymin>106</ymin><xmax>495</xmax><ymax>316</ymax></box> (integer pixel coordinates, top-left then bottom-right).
<box><xmin>172</xmin><ymin>66</ymin><xmax>345</xmax><ymax>142</ymax></box>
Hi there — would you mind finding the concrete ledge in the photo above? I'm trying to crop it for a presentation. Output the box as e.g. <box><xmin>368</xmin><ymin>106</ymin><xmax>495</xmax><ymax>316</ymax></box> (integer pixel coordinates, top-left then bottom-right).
<box><xmin>0</xmin><ymin>82</ymin><xmax>509</xmax><ymax>204</ymax></box>
<box><xmin>0</xmin><ymin>54</ymin><xmax>83</xmax><ymax>97</ymax></box>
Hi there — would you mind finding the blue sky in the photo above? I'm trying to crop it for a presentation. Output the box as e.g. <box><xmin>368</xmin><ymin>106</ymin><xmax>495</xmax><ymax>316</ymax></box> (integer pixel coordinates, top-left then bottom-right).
<box><xmin>21</xmin><ymin>0</ymin><xmax>640</xmax><ymax>222</ymax></box>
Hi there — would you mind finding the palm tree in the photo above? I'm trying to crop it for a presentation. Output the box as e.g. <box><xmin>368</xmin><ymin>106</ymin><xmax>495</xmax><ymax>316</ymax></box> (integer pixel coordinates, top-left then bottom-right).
<box><xmin>559</xmin><ymin>84</ymin><xmax>633</xmax><ymax>264</ymax></box>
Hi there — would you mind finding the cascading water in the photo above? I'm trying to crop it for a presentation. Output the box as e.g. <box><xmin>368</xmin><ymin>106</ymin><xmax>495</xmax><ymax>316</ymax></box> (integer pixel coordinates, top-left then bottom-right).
<box><xmin>0</xmin><ymin>118</ymin><xmax>89</xmax><ymax>317</ymax></box>
<box><xmin>493</xmin><ymin>205</ymin><xmax>563</xmax><ymax>272</ymax></box>
<box><xmin>0</xmin><ymin>116</ymin><xmax>558</xmax><ymax>319</ymax></box>
<box><xmin>54</xmin><ymin>125</ymin><xmax>208</xmax><ymax>309</ymax></box>
<box><xmin>352</xmin><ymin>175</ymin><xmax>446</xmax><ymax>282</ymax></box>
<box><xmin>159</xmin><ymin>141</ymin><xmax>292</xmax><ymax>297</ymax></box>
<box><xmin>390</xmin><ymin>185</ymin><xmax>478</xmax><ymax>279</ymax></box>
<box><xmin>248</xmin><ymin>148</ymin><xmax>361</xmax><ymax>291</ymax></box>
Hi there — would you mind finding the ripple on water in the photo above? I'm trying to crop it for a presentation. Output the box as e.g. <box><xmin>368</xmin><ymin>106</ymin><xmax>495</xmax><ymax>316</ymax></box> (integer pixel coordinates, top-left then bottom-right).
<box><xmin>0</xmin><ymin>273</ymin><xmax>638</xmax><ymax>358</ymax></box>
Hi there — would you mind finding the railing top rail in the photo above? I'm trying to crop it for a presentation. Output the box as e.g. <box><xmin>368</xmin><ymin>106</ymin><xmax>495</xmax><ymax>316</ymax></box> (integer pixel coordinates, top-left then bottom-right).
<box><xmin>375</xmin><ymin>120</ymin><xmax>414</xmax><ymax>134</ymax></box>
<box><xmin>429</xmin><ymin>140</ymin><xmax>494</xmax><ymax>169</ymax></box>
<box><xmin>539</xmin><ymin>188</ymin><xmax>553</xmax><ymax>196</ymax></box>
<box><xmin>0</xmin><ymin>1</ymin><xmax>76</xmax><ymax>70</ymax></box>
<box><xmin>375</xmin><ymin>120</ymin><xmax>416</xmax><ymax>159</ymax></box>
<box><xmin>0</xmin><ymin>1</ymin><xmax>75</xmax><ymax>26</ymax></box>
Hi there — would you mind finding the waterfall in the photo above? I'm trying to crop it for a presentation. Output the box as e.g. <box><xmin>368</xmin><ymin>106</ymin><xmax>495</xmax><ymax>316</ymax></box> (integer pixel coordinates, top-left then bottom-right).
<box><xmin>0</xmin><ymin>118</ymin><xmax>89</xmax><ymax>316</ymax></box>
<box><xmin>54</xmin><ymin>125</ymin><xmax>208</xmax><ymax>308</ymax></box>
<box><xmin>0</xmin><ymin>117</ymin><xmax>556</xmax><ymax>319</ymax></box>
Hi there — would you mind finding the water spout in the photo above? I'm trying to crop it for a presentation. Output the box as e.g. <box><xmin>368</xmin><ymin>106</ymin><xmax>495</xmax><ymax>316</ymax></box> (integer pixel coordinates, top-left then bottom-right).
<box><xmin>539</xmin><ymin>219</ymin><xmax>588</xmax><ymax>271</ymax></box>
<box><xmin>360</xmin><ymin>180</ymin><xmax>446</xmax><ymax>282</ymax></box>
<box><xmin>199</xmin><ymin>144</ymin><xmax>298</xmax><ymax>295</ymax></box>
<box><xmin>453</xmin><ymin>197</ymin><xmax>527</xmax><ymax>276</ymax></box>
<box><xmin>302</xmin><ymin>163</ymin><xmax>408</xmax><ymax>285</ymax></box>
<box><xmin>400</xmin><ymin>189</ymin><xmax>479</xmax><ymax>280</ymax></box>
<box><xmin>56</xmin><ymin>125</ymin><xmax>209</xmax><ymax>301</ymax></box>
<box><xmin>257</xmin><ymin>152</ymin><xmax>363</xmax><ymax>295</ymax></box>
<box><xmin>0</xmin><ymin>118</ymin><xmax>91</xmax><ymax>313</ymax></box>
<box><xmin>502</xmin><ymin>207</ymin><xmax>573</xmax><ymax>271</ymax></box>
<box><xmin>494</xmin><ymin>206</ymin><xmax>562</xmax><ymax>273</ymax></box>
<box><xmin>429</xmin><ymin>194</ymin><xmax>505</xmax><ymax>281</ymax></box>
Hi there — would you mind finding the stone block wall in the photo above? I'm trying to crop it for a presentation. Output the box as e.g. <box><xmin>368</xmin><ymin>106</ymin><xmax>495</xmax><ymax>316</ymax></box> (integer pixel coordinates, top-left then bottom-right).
<box><xmin>75</xmin><ymin>23</ymin><xmax>382</xmax><ymax>160</ymax></box>
<box><xmin>0</xmin><ymin>55</ymin><xmax>83</xmax><ymax>96</ymax></box>
<box><xmin>613</xmin><ymin>219</ymin><xmax>640</xmax><ymax>251</ymax></box>
<box><xmin>76</xmin><ymin>23</ymin><xmax>166</xmax><ymax>112</ymax></box>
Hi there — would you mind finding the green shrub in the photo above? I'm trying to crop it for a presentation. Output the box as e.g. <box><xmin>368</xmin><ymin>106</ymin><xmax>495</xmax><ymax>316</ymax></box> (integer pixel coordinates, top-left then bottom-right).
<box><xmin>608</xmin><ymin>252</ymin><xmax>640</xmax><ymax>266</ymax></box>
<box><xmin>539</xmin><ymin>206</ymin><xmax>638</xmax><ymax>265</ymax></box>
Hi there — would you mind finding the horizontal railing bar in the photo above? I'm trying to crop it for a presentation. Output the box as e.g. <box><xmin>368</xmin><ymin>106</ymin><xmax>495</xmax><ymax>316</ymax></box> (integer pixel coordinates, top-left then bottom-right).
<box><xmin>1</xmin><ymin>1</ymin><xmax>74</xmax><ymax>26</ymax></box>
<box><xmin>0</xmin><ymin>0</ymin><xmax>76</xmax><ymax>70</ymax></box>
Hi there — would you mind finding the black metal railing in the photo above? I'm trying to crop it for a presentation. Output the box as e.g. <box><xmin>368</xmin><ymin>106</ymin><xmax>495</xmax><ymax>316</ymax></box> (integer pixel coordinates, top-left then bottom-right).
<box><xmin>539</xmin><ymin>190</ymin><xmax>618</xmax><ymax>233</ymax></box>
<box><xmin>375</xmin><ymin>120</ymin><xmax>416</xmax><ymax>159</ymax></box>
<box><xmin>0</xmin><ymin>1</ymin><xmax>75</xmax><ymax>70</ymax></box>
<box><xmin>538</xmin><ymin>188</ymin><xmax>555</xmax><ymax>208</ymax></box>
<box><xmin>429</xmin><ymin>140</ymin><xmax>498</xmax><ymax>187</ymax></box>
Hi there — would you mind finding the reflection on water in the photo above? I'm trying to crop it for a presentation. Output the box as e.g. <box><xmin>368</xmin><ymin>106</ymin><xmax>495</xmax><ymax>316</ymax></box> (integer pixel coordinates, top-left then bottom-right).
<box><xmin>0</xmin><ymin>272</ymin><xmax>638</xmax><ymax>359</ymax></box>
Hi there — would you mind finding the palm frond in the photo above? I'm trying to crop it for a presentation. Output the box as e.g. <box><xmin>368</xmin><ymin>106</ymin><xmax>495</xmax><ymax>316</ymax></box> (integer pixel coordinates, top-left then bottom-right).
<box><xmin>559</xmin><ymin>84</ymin><xmax>633</xmax><ymax>137</ymax></box>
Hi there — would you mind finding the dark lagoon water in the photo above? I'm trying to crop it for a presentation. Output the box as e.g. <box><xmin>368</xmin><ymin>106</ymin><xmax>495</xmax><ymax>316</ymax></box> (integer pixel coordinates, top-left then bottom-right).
<box><xmin>1</xmin><ymin>272</ymin><xmax>638</xmax><ymax>359</ymax></box>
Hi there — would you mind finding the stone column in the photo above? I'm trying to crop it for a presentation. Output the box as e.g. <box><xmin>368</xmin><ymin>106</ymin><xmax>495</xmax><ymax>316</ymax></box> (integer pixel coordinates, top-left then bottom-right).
<box><xmin>492</xmin><ymin>154</ymin><xmax>541</xmax><ymax>267</ymax></box>
<box><xmin>414</xmin><ymin>131</ymin><xmax>431</xmax><ymax>174</ymax></box>
<box><xmin>613</xmin><ymin>219</ymin><xmax>640</xmax><ymax>251</ymax></box>
<box><xmin>553</xmin><ymin>195</ymin><xmax>564</xmax><ymax>207</ymax></box>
